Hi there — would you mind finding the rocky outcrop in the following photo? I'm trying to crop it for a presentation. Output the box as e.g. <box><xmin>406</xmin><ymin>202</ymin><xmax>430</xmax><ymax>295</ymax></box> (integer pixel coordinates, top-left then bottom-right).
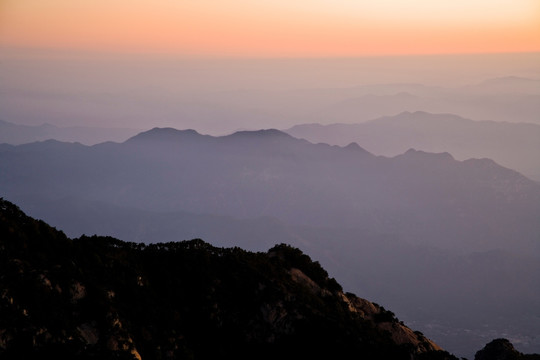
<box><xmin>341</xmin><ymin>291</ymin><xmax>442</xmax><ymax>353</ymax></box>
<box><xmin>0</xmin><ymin>198</ymin><xmax>456</xmax><ymax>359</ymax></box>
<box><xmin>475</xmin><ymin>339</ymin><xmax>540</xmax><ymax>360</ymax></box>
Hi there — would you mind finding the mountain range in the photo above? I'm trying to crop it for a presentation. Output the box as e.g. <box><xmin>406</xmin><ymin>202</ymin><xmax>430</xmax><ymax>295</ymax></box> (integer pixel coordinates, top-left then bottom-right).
<box><xmin>285</xmin><ymin>111</ymin><xmax>540</xmax><ymax>181</ymax></box>
<box><xmin>189</xmin><ymin>76</ymin><xmax>540</xmax><ymax>130</ymax></box>
<box><xmin>295</xmin><ymin>78</ymin><xmax>540</xmax><ymax>126</ymax></box>
<box><xmin>2</xmin><ymin>71</ymin><xmax>539</xmax><ymax>135</ymax></box>
<box><xmin>1</xmin><ymin>128</ymin><xmax>540</xmax><ymax>357</ymax></box>
<box><xmin>0</xmin><ymin>119</ymin><xmax>138</xmax><ymax>145</ymax></box>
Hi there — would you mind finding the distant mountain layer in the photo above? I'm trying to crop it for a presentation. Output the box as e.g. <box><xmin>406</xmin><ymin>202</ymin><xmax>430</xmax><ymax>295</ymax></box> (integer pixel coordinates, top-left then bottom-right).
<box><xmin>296</xmin><ymin>78</ymin><xmax>540</xmax><ymax>126</ymax></box>
<box><xmin>2</xmin><ymin>127</ymin><xmax>539</xmax><ymax>254</ymax></box>
<box><xmin>0</xmin><ymin>119</ymin><xmax>139</xmax><ymax>145</ymax></box>
<box><xmin>0</xmin><ymin>198</ymin><xmax>454</xmax><ymax>359</ymax></box>
<box><xmin>285</xmin><ymin>111</ymin><xmax>540</xmax><ymax>181</ymax></box>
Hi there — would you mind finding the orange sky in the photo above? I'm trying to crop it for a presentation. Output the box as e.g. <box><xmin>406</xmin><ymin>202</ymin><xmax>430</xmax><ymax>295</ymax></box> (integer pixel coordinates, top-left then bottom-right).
<box><xmin>0</xmin><ymin>0</ymin><xmax>539</xmax><ymax>56</ymax></box>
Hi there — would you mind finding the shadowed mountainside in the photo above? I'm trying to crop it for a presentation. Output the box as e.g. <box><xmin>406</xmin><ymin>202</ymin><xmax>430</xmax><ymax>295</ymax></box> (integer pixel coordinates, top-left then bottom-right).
<box><xmin>475</xmin><ymin>339</ymin><xmax>540</xmax><ymax>360</ymax></box>
<box><xmin>0</xmin><ymin>198</ymin><xmax>455</xmax><ymax>360</ymax></box>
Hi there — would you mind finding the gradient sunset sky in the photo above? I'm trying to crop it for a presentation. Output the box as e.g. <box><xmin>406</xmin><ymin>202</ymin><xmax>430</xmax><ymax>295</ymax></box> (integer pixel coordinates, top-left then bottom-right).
<box><xmin>1</xmin><ymin>0</ymin><xmax>539</xmax><ymax>57</ymax></box>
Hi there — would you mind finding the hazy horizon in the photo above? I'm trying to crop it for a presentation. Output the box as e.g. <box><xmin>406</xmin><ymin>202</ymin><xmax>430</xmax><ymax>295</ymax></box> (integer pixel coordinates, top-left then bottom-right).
<box><xmin>1</xmin><ymin>47</ymin><xmax>539</xmax><ymax>134</ymax></box>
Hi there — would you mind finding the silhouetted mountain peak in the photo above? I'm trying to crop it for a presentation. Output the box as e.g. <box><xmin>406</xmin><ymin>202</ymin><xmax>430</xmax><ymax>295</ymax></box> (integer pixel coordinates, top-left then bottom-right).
<box><xmin>125</xmin><ymin>127</ymin><xmax>208</xmax><ymax>144</ymax></box>
<box><xmin>400</xmin><ymin>148</ymin><xmax>454</xmax><ymax>161</ymax></box>
<box><xmin>344</xmin><ymin>142</ymin><xmax>361</xmax><ymax>150</ymax></box>
<box><xmin>126</xmin><ymin>128</ymin><xmax>300</xmax><ymax>149</ymax></box>
<box><xmin>474</xmin><ymin>338</ymin><xmax>540</xmax><ymax>360</ymax></box>
<box><xmin>227</xmin><ymin>128</ymin><xmax>294</xmax><ymax>140</ymax></box>
<box><xmin>343</xmin><ymin>142</ymin><xmax>371</xmax><ymax>155</ymax></box>
<box><xmin>221</xmin><ymin>129</ymin><xmax>311</xmax><ymax>150</ymax></box>
<box><xmin>16</xmin><ymin>139</ymin><xmax>86</xmax><ymax>151</ymax></box>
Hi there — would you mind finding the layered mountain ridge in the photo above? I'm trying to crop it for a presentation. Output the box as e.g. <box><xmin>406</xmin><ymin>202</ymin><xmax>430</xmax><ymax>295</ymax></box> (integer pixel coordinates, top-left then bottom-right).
<box><xmin>0</xmin><ymin>119</ymin><xmax>138</xmax><ymax>145</ymax></box>
<box><xmin>285</xmin><ymin>111</ymin><xmax>540</xmax><ymax>181</ymax></box>
<box><xmin>2</xmin><ymin>127</ymin><xmax>540</xmax><ymax>357</ymax></box>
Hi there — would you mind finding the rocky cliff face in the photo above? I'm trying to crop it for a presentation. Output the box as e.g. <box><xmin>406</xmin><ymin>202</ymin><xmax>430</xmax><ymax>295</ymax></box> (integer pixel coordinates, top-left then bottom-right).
<box><xmin>343</xmin><ymin>295</ymin><xmax>442</xmax><ymax>353</ymax></box>
<box><xmin>0</xmin><ymin>198</ymin><xmax>456</xmax><ymax>359</ymax></box>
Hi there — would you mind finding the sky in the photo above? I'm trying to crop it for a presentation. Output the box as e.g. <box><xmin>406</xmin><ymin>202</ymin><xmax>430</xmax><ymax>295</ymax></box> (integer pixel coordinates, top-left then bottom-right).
<box><xmin>1</xmin><ymin>0</ymin><xmax>539</xmax><ymax>56</ymax></box>
<box><xmin>0</xmin><ymin>1</ymin><xmax>539</xmax><ymax>132</ymax></box>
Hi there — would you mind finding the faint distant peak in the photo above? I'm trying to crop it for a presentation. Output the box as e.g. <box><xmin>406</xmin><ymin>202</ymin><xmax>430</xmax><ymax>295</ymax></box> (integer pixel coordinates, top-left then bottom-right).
<box><xmin>396</xmin><ymin>110</ymin><xmax>458</xmax><ymax>118</ymax></box>
<box><xmin>399</xmin><ymin>148</ymin><xmax>455</xmax><ymax>161</ymax></box>
<box><xmin>343</xmin><ymin>142</ymin><xmax>372</xmax><ymax>155</ymax></box>
<box><xmin>125</xmin><ymin>127</ymin><xmax>207</xmax><ymax>144</ymax></box>
<box><xmin>18</xmin><ymin>138</ymin><xmax>86</xmax><ymax>151</ymax></box>
<box><xmin>37</xmin><ymin>123</ymin><xmax>58</xmax><ymax>130</ymax></box>
<box><xmin>469</xmin><ymin>76</ymin><xmax>540</xmax><ymax>95</ymax></box>
<box><xmin>0</xmin><ymin>119</ymin><xmax>32</xmax><ymax>128</ymax></box>
<box><xmin>0</xmin><ymin>120</ymin><xmax>58</xmax><ymax>129</ymax></box>
<box><xmin>349</xmin><ymin>82</ymin><xmax>440</xmax><ymax>95</ymax></box>
<box><xmin>286</xmin><ymin>123</ymin><xmax>326</xmax><ymax>131</ymax></box>
<box><xmin>479</xmin><ymin>76</ymin><xmax>539</xmax><ymax>85</ymax></box>
<box><xmin>344</xmin><ymin>142</ymin><xmax>361</xmax><ymax>150</ymax></box>
<box><xmin>226</xmin><ymin>129</ymin><xmax>293</xmax><ymax>139</ymax></box>
<box><xmin>370</xmin><ymin>111</ymin><xmax>470</xmax><ymax>124</ymax></box>
<box><xmin>336</xmin><ymin>91</ymin><xmax>419</xmax><ymax>107</ymax></box>
<box><xmin>393</xmin><ymin>91</ymin><xmax>417</xmax><ymax>98</ymax></box>
<box><xmin>223</xmin><ymin>129</ymin><xmax>301</xmax><ymax>144</ymax></box>
<box><xmin>361</xmin><ymin>91</ymin><xmax>417</xmax><ymax>99</ymax></box>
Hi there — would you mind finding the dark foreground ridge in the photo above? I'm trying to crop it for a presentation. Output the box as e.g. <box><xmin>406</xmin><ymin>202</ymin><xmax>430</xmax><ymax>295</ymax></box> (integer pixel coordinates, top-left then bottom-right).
<box><xmin>0</xmin><ymin>197</ymin><xmax>453</xmax><ymax>360</ymax></box>
<box><xmin>475</xmin><ymin>339</ymin><xmax>540</xmax><ymax>360</ymax></box>
<box><xmin>2</xmin><ymin>199</ymin><xmax>538</xmax><ymax>360</ymax></box>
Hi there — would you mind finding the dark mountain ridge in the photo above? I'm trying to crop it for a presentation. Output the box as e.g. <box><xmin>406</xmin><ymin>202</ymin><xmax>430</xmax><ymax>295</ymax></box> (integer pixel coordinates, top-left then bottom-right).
<box><xmin>0</xmin><ymin>197</ymin><xmax>454</xmax><ymax>359</ymax></box>
<box><xmin>126</xmin><ymin>127</ymin><xmax>346</xmax><ymax>156</ymax></box>
<box><xmin>3</xmin><ymin>127</ymin><xmax>539</xmax><ymax>256</ymax></box>
<box><xmin>475</xmin><ymin>339</ymin><xmax>540</xmax><ymax>360</ymax></box>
